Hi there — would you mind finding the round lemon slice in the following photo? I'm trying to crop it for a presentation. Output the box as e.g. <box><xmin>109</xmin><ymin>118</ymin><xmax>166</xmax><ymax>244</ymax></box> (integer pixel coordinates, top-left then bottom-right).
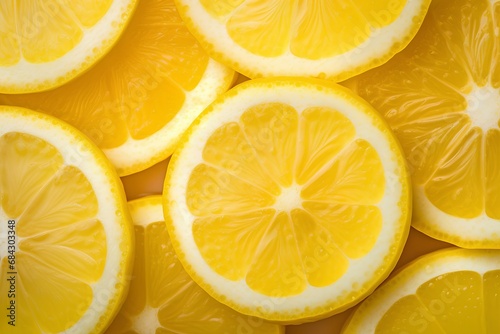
<box><xmin>0</xmin><ymin>0</ymin><xmax>235</xmax><ymax>176</ymax></box>
<box><xmin>163</xmin><ymin>78</ymin><xmax>411</xmax><ymax>323</ymax></box>
<box><xmin>342</xmin><ymin>248</ymin><xmax>500</xmax><ymax>333</ymax></box>
<box><xmin>106</xmin><ymin>195</ymin><xmax>284</xmax><ymax>334</ymax></box>
<box><xmin>174</xmin><ymin>0</ymin><xmax>431</xmax><ymax>81</ymax></box>
<box><xmin>0</xmin><ymin>0</ymin><xmax>137</xmax><ymax>93</ymax></box>
<box><xmin>343</xmin><ymin>0</ymin><xmax>500</xmax><ymax>248</ymax></box>
<box><xmin>0</xmin><ymin>106</ymin><xmax>133</xmax><ymax>333</ymax></box>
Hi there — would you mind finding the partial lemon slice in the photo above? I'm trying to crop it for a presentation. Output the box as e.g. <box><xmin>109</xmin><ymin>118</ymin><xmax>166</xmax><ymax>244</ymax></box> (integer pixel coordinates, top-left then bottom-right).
<box><xmin>0</xmin><ymin>0</ymin><xmax>137</xmax><ymax>93</ymax></box>
<box><xmin>106</xmin><ymin>195</ymin><xmax>284</xmax><ymax>334</ymax></box>
<box><xmin>174</xmin><ymin>0</ymin><xmax>431</xmax><ymax>81</ymax></box>
<box><xmin>0</xmin><ymin>106</ymin><xmax>133</xmax><ymax>333</ymax></box>
<box><xmin>0</xmin><ymin>0</ymin><xmax>235</xmax><ymax>176</ymax></box>
<box><xmin>342</xmin><ymin>248</ymin><xmax>500</xmax><ymax>333</ymax></box>
<box><xmin>343</xmin><ymin>0</ymin><xmax>500</xmax><ymax>248</ymax></box>
<box><xmin>163</xmin><ymin>78</ymin><xmax>411</xmax><ymax>323</ymax></box>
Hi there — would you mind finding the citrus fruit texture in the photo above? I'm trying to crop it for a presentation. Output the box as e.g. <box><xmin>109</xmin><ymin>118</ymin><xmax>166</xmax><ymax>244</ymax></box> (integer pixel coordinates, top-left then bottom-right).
<box><xmin>343</xmin><ymin>0</ymin><xmax>500</xmax><ymax>248</ymax></box>
<box><xmin>106</xmin><ymin>195</ymin><xmax>284</xmax><ymax>334</ymax></box>
<box><xmin>0</xmin><ymin>106</ymin><xmax>134</xmax><ymax>333</ymax></box>
<box><xmin>174</xmin><ymin>0</ymin><xmax>431</xmax><ymax>81</ymax></box>
<box><xmin>0</xmin><ymin>0</ymin><xmax>235</xmax><ymax>176</ymax></box>
<box><xmin>164</xmin><ymin>78</ymin><xmax>411</xmax><ymax>323</ymax></box>
<box><xmin>0</xmin><ymin>0</ymin><xmax>137</xmax><ymax>93</ymax></box>
<box><xmin>342</xmin><ymin>248</ymin><xmax>500</xmax><ymax>334</ymax></box>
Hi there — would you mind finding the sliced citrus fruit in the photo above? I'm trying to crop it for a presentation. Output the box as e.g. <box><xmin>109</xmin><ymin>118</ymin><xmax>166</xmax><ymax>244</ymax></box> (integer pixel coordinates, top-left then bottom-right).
<box><xmin>106</xmin><ymin>195</ymin><xmax>284</xmax><ymax>334</ymax></box>
<box><xmin>0</xmin><ymin>0</ymin><xmax>235</xmax><ymax>176</ymax></box>
<box><xmin>0</xmin><ymin>106</ymin><xmax>133</xmax><ymax>333</ymax></box>
<box><xmin>174</xmin><ymin>0</ymin><xmax>431</xmax><ymax>81</ymax></box>
<box><xmin>342</xmin><ymin>248</ymin><xmax>500</xmax><ymax>334</ymax></box>
<box><xmin>0</xmin><ymin>0</ymin><xmax>137</xmax><ymax>93</ymax></box>
<box><xmin>163</xmin><ymin>78</ymin><xmax>411</xmax><ymax>323</ymax></box>
<box><xmin>343</xmin><ymin>0</ymin><xmax>500</xmax><ymax>248</ymax></box>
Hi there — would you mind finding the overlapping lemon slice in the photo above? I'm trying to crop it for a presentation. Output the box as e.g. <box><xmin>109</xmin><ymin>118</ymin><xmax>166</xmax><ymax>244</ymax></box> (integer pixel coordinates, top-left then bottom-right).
<box><xmin>0</xmin><ymin>106</ymin><xmax>133</xmax><ymax>333</ymax></box>
<box><xmin>0</xmin><ymin>0</ymin><xmax>137</xmax><ymax>93</ymax></box>
<box><xmin>344</xmin><ymin>0</ymin><xmax>500</xmax><ymax>248</ymax></box>
<box><xmin>342</xmin><ymin>248</ymin><xmax>500</xmax><ymax>333</ymax></box>
<box><xmin>174</xmin><ymin>0</ymin><xmax>431</xmax><ymax>80</ymax></box>
<box><xmin>164</xmin><ymin>78</ymin><xmax>411</xmax><ymax>323</ymax></box>
<box><xmin>106</xmin><ymin>195</ymin><xmax>284</xmax><ymax>334</ymax></box>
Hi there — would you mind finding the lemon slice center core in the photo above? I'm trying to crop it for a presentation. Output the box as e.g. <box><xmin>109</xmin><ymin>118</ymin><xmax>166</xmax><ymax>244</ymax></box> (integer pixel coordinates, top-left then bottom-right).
<box><xmin>131</xmin><ymin>306</ymin><xmax>160</xmax><ymax>334</ymax></box>
<box><xmin>273</xmin><ymin>184</ymin><xmax>303</xmax><ymax>212</ymax></box>
<box><xmin>465</xmin><ymin>84</ymin><xmax>500</xmax><ymax>132</ymax></box>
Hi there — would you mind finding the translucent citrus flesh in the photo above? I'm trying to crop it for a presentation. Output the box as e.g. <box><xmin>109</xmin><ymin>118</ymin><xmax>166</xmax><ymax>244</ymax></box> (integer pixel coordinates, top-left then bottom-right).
<box><xmin>186</xmin><ymin>103</ymin><xmax>385</xmax><ymax>297</ymax></box>
<box><xmin>342</xmin><ymin>250</ymin><xmax>500</xmax><ymax>334</ymax></box>
<box><xmin>376</xmin><ymin>270</ymin><xmax>500</xmax><ymax>333</ymax></box>
<box><xmin>343</xmin><ymin>0</ymin><xmax>500</xmax><ymax>220</ymax></box>
<box><xmin>0</xmin><ymin>0</ymin><xmax>112</xmax><ymax>66</ymax></box>
<box><xmin>0</xmin><ymin>132</ymin><xmax>105</xmax><ymax>333</ymax></box>
<box><xmin>106</xmin><ymin>197</ymin><xmax>283</xmax><ymax>334</ymax></box>
<box><xmin>200</xmin><ymin>0</ymin><xmax>405</xmax><ymax>59</ymax></box>
<box><xmin>0</xmin><ymin>0</ymin><xmax>208</xmax><ymax>149</ymax></box>
<box><xmin>0</xmin><ymin>2</ymin><xmax>21</xmax><ymax>67</ymax></box>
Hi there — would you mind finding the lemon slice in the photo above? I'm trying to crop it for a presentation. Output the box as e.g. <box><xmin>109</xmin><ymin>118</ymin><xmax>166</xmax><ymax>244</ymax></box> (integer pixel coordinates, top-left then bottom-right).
<box><xmin>0</xmin><ymin>0</ymin><xmax>235</xmax><ymax>176</ymax></box>
<box><xmin>163</xmin><ymin>78</ymin><xmax>411</xmax><ymax>323</ymax></box>
<box><xmin>0</xmin><ymin>0</ymin><xmax>137</xmax><ymax>93</ymax></box>
<box><xmin>342</xmin><ymin>248</ymin><xmax>500</xmax><ymax>333</ymax></box>
<box><xmin>343</xmin><ymin>0</ymin><xmax>500</xmax><ymax>248</ymax></box>
<box><xmin>106</xmin><ymin>195</ymin><xmax>284</xmax><ymax>334</ymax></box>
<box><xmin>0</xmin><ymin>106</ymin><xmax>133</xmax><ymax>333</ymax></box>
<box><xmin>174</xmin><ymin>0</ymin><xmax>431</xmax><ymax>81</ymax></box>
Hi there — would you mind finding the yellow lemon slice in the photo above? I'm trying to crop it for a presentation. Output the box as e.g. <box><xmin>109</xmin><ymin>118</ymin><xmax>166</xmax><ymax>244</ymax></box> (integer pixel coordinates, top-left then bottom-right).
<box><xmin>0</xmin><ymin>0</ymin><xmax>235</xmax><ymax>176</ymax></box>
<box><xmin>174</xmin><ymin>0</ymin><xmax>431</xmax><ymax>81</ymax></box>
<box><xmin>163</xmin><ymin>78</ymin><xmax>411</xmax><ymax>323</ymax></box>
<box><xmin>0</xmin><ymin>0</ymin><xmax>137</xmax><ymax>93</ymax></box>
<box><xmin>343</xmin><ymin>0</ymin><xmax>500</xmax><ymax>248</ymax></box>
<box><xmin>0</xmin><ymin>106</ymin><xmax>133</xmax><ymax>333</ymax></box>
<box><xmin>342</xmin><ymin>248</ymin><xmax>500</xmax><ymax>333</ymax></box>
<box><xmin>106</xmin><ymin>195</ymin><xmax>284</xmax><ymax>334</ymax></box>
